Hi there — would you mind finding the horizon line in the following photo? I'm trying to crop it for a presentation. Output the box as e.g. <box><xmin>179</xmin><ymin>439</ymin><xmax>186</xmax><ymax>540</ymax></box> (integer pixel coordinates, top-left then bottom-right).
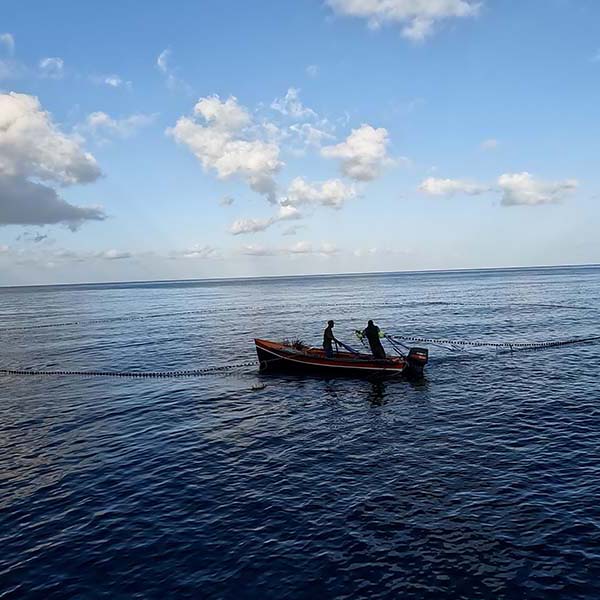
<box><xmin>1</xmin><ymin>261</ymin><xmax>599</xmax><ymax>290</ymax></box>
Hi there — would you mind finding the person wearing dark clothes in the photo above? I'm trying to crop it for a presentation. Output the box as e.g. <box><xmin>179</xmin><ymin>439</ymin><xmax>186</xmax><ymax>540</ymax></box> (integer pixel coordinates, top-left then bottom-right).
<box><xmin>363</xmin><ymin>320</ymin><xmax>386</xmax><ymax>359</ymax></box>
<box><xmin>323</xmin><ymin>320</ymin><xmax>338</xmax><ymax>358</ymax></box>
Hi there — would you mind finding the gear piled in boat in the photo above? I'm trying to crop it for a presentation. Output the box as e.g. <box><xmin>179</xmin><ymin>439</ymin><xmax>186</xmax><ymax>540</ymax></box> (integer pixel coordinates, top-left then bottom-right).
<box><xmin>255</xmin><ymin>339</ymin><xmax>428</xmax><ymax>378</ymax></box>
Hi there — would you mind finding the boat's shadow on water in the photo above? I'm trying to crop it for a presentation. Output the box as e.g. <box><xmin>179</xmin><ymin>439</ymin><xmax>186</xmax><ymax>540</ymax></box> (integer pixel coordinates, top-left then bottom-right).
<box><xmin>260</xmin><ymin>371</ymin><xmax>429</xmax><ymax>406</ymax></box>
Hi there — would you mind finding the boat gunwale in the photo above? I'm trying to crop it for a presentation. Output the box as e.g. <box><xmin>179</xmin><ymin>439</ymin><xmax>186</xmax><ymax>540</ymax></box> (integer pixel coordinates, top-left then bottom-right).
<box><xmin>255</xmin><ymin>338</ymin><xmax>405</xmax><ymax>372</ymax></box>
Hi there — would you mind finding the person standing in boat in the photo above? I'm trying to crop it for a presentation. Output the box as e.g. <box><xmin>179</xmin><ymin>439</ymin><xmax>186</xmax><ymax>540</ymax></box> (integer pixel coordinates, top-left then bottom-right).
<box><xmin>323</xmin><ymin>320</ymin><xmax>339</xmax><ymax>358</ymax></box>
<box><xmin>363</xmin><ymin>320</ymin><xmax>386</xmax><ymax>359</ymax></box>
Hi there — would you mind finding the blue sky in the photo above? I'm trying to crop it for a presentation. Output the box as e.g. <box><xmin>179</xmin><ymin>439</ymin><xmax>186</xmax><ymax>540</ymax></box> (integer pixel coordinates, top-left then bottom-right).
<box><xmin>1</xmin><ymin>0</ymin><xmax>599</xmax><ymax>285</ymax></box>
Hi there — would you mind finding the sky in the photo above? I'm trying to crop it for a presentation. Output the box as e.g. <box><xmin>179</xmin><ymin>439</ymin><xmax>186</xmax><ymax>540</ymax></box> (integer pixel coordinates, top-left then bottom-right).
<box><xmin>1</xmin><ymin>0</ymin><xmax>599</xmax><ymax>285</ymax></box>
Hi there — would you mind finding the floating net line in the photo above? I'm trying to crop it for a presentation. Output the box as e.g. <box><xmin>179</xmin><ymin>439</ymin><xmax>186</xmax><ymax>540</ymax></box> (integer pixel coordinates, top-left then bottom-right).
<box><xmin>0</xmin><ymin>360</ymin><xmax>260</xmax><ymax>379</ymax></box>
<box><xmin>386</xmin><ymin>333</ymin><xmax>600</xmax><ymax>351</ymax></box>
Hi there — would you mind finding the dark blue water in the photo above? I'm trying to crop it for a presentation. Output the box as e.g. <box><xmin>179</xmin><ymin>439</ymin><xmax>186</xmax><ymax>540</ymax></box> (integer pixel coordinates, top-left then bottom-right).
<box><xmin>1</xmin><ymin>267</ymin><xmax>600</xmax><ymax>599</ymax></box>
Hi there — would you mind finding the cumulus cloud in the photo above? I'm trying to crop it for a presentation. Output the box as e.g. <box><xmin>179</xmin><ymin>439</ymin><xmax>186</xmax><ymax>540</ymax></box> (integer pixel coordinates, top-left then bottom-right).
<box><xmin>321</xmin><ymin>124</ymin><xmax>390</xmax><ymax>181</ymax></box>
<box><xmin>82</xmin><ymin>111</ymin><xmax>156</xmax><ymax>138</ymax></box>
<box><xmin>0</xmin><ymin>93</ymin><xmax>101</xmax><ymax>184</ymax></box>
<box><xmin>417</xmin><ymin>172</ymin><xmax>578</xmax><ymax>206</ymax></box>
<box><xmin>0</xmin><ymin>33</ymin><xmax>15</xmax><ymax>54</ymax></box>
<box><xmin>0</xmin><ymin>92</ymin><xmax>104</xmax><ymax>229</ymax></box>
<box><xmin>229</xmin><ymin>204</ymin><xmax>301</xmax><ymax>236</ymax></box>
<box><xmin>229</xmin><ymin>217</ymin><xmax>273</xmax><ymax>235</ymax></box>
<box><xmin>326</xmin><ymin>0</ymin><xmax>480</xmax><ymax>41</ymax></box>
<box><xmin>283</xmin><ymin>176</ymin><xmax>357</xmax><ymax>208</ymax></box>
<box><xmin>169</xmin><ymin>95</ymin><xmax>283</xmax><ymax>202</ymax></box>
<box><xmin>418</xmin><ymin>177</ymin><xmax>489</xmax><ymax>196</ymax></box>
<box><xmin>271</xmin><ymin>88</ymin><xmax>317</xmax><ymax>119</ymax></box>
<box><xmin>498</xmin><ymin>172</ymin><xmax>578</xmax><ymax>206</ymax></box>
<box><xmin>39</xmin><ymin>57</ymin><xmax>64</xmax><ymax>79</ymax></box>
<box><xmin>0</xmin><ymin>177</ymin><xmax>105</xmax><ymax>230</ymax></box>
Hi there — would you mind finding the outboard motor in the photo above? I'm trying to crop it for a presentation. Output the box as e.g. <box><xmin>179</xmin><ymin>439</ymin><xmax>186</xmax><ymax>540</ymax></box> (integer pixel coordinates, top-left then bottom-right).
<box><xmin>406</xmin><ymin>347</ymin><xmax>429</xmax><ymax>378</ymax></box>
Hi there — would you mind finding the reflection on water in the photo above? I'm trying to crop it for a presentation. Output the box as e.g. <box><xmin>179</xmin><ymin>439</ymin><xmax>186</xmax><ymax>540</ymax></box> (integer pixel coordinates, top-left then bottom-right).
<box><xmin>1</xmin><ymin>266</ymin><xmax>600</xmax><ymax>598</ymax></box>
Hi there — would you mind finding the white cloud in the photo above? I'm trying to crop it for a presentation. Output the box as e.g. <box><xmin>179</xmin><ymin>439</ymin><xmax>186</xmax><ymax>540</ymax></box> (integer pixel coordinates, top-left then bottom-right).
<box><xmin>169</xmin><ymin>95</ymin><xmax>283</xmax><ymax>202</ymax></box>
<box><xmin>239</xmin><ymin>244</ymin><xmax>278</xmax><ymax>256</ymax></box>
<box><xmin>306</xmin><ymin>64</ymin><xmax>319</xmax><ymax>78</ymax></box>
<box><xmin>229</xmin><ymin>217</ymin><xmax>274</xmax><ymax>235</ymax></box>
<box><xmin>418</xmin><ymin>172</ymin><xmax>578</xmax><ymax>206</ymax></box>
<box><xmin>83</xmin><ymin>111</ymin><xmax>156</xmax><ymax>138</ymax></box>
<box><xmin>283</xmin><ymin>176</ymin><xmax>357</xmax><ymax>209</ymax></box>
<box><xmin>271</xmin><ymin>88</ymin><xmax>317</xmax><ymax>119</ymax></box>
<box><xmin>288</xmin><ymin>241</ymin><xmax>338</xmax><ymax>255</ymax></box>
<box><xmin>326</xmin><ymin>0</ymin><xmax>481</xmax><ymax>41</ymax></box>
<box><xmin>0</xmin><ymin>92</ymin><xmax>104</xmax><ymax>228</ymax></box>
<box><xmin>240</xmin><ymin>241</ymin><xmax>338</xmax><ymax>256</ymax></box>
<box><xmin>194</xmin><ymin>95</ymin><xmax>251</xmax><ymax>130</ymax></box>
<box><xmin>157</xmin><ymin>48</ymin><xmax>170</xmax><ymax>73</ymax></box>
<box><xmin>105</xmin><ymin>75</ymin><xmax>125</xmax><ymax>87</ymax></box>
<box><xmin>277</xmin><ymin>204</ymin><xmax>302</xmax><ymax>220</ymax></box>
<box><xmin>0</xmin><ymin>93</ymin><xmax>101</xmax><ymax>185</ymax></box>
<box><xmin>91</xmin><ymin>74</ymin><xmax>132</xmax><ymax>89</ymax></box>
<box><xmin>418</xmin><ymin>177</ymin><xmax>489</xmax><ymax>196</ymax></box>
<box><xmin>156</xmin><ymin>48</ymin><xmax>190</xmax><ymax>93</ymax></box>
<box><xmin>289</xmin><ymin>122</ymin><xmax>335</xmax><ymax>147</ymax></box>
<box><xmin>99</xmin><ymin>249</ymin><xmax>132</xmax><ymax>260</ymax></box>
<box><xmin>498</xmin><ymin>172</ymin><xmax>578</xmax><ymax>206</ymax></box>
<box><xmin>39</xmin><ymin>57</ymin><xmax>64</xmax><ymax>79</ymax></box>
<box><xmin>321</xmin><ymin>124</ymin><xmax>390</xmax><ymax>181</ymax></box>
<box><xmin>0</xmin><ymin>33</ymin><xmax>15</xmax><ymax>55</ymax></box>
<box><xmin>170</xmin><ymin>244</ymin><xmax>219</xmax><ymax>259</ymax></box>
<box><xmin>481</xmin><ymin>138</ymin><xmax>499</xmax><ymax>150</ymax></box>
<box><xmin>5</xmin><ymin>247</ymin><xmax>140</xmax><ymax>266</ymax></box>
<box><xmin>353</xmin><ymin>246</ymin><xmax>378</xmax><ymax>257</ymax></box>
<box><xmin>229</xmin><ymin>204</ymin><xmax>301</xmax><ymax>236</ymax></box>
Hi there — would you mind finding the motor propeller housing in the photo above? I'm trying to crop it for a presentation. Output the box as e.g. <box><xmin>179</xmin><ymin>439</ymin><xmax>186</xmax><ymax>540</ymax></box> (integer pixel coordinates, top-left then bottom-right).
<box><xmin>406</xmin><ymin>347</ymin><xmax>429</xmax><ymax>377</ymax></box>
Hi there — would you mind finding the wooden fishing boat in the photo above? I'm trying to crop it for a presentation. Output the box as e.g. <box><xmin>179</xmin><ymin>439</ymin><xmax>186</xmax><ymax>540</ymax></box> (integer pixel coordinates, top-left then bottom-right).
<box><xmin>255</xmin><ymin>338</ymin><xmax>428</xmax><ymax>378</ymax></box>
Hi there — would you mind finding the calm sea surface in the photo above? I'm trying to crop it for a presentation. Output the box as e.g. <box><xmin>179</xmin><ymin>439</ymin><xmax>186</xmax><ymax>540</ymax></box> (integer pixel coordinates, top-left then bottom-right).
<box><xmin>1</xmin><ymin>266</ymin><xmax>600</xmax><ymax>599</ymax></box>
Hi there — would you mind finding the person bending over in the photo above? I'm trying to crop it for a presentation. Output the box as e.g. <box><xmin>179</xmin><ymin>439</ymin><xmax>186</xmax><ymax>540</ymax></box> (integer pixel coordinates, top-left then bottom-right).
<box><xmin>363</xmin><ymin>320</ymin><xmax>386</xmax><ymax>359</ymax></box>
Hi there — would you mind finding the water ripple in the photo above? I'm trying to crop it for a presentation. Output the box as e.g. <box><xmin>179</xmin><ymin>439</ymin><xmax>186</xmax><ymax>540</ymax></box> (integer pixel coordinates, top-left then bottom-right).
<box><xmin>1</xmin><ymin>267</ymin><xmax>600</xmax><ymax>598</ymax></box>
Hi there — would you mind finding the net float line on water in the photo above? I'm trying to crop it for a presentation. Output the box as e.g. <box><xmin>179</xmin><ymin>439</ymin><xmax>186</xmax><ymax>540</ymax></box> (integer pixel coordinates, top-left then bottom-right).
<box><xmin>385</xmin><ymin>334</ymin><xmax>600</xmax><ymax>351</ymax></box>
<box><xmin>0</xmin><ymin>360</ymin><xmax>261</xmax><ymax>379</ymax></box>
<box><xmin>2</xmin><ymin>333</ymin><xmax>599</xmax><ymax>380</ymax></box>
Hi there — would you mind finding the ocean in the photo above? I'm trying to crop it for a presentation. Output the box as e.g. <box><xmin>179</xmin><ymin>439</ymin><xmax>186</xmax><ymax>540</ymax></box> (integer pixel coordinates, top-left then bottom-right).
<box><xmin>1</xmin><ymin>266</ymin><xmax>599</xmax><ymax>599</ymax></box>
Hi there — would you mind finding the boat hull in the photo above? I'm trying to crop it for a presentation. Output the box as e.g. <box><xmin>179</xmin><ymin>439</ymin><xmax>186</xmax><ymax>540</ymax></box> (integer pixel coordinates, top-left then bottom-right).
<box><xmin>255</xmin><ymin>338</ymin><xmax>416</xmax><ymax>378</ymax></box>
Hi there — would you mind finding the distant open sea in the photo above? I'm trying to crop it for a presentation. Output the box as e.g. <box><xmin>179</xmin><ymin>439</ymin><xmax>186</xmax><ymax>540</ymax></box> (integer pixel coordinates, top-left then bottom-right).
<box><xmin>1</xmin><ymin>266</ymin><xmax>600</xmax><ymax>599</ymax></box>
